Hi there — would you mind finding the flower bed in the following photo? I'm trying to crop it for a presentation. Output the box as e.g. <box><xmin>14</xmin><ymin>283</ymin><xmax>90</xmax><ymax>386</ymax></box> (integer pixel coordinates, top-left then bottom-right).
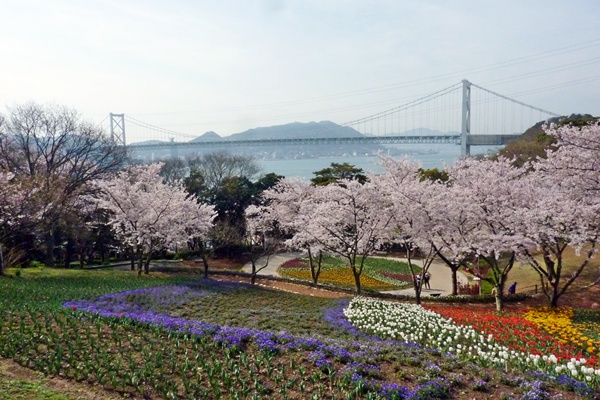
<box><xmin>344</xmin><ymin>297</ymin><xmax>600</xmax><ymax>387</ymax></box>
<box><xmin>525</xmin><ymin>307</ymin><xmax>600</xmax><ymax>359</ymax></box>
<box><xmin>379</xmin><ymin>271</ymin><xmax>413</xmax><ymax>283</ymax></box>
<box><xmin>428</xmin><ymin>305</ymin><xmax>600</xmax><ymax>368</ymax></box>
<box><xmin>282</xmin><ymin>267</ymin><xmax>397</xmax><ymax>289</ymax></box>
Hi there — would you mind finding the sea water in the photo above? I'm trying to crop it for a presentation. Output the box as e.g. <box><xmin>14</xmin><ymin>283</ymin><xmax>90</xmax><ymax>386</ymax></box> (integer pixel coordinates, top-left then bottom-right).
<box><xmin>257</xmin><ymin>144</ymin><xmax>500</xmax><ymax>180</ymax></box>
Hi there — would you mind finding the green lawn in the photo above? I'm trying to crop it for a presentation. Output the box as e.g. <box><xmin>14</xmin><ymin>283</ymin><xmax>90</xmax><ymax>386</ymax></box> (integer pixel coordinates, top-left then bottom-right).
<box><xmin>0</xmin><ymin>379</ymin><xmax>71</xmax><ymax>400</ymax></box>
<box><xmin>507</xmin><ymin>246</ymin><xmax>600</xmax><ymax>293</ymax></box>
<box><xmin>0</xmin><ymin>267</ymin><xmax>195</xmax><ymax>311</ymax></box>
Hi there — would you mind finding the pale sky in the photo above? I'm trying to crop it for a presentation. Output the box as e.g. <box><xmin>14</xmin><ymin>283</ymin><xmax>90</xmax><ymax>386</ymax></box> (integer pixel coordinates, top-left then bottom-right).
<box><xmin>1</xmin><ymin>0</ymin><xmax>599</xmax><ymax>143</ymax></box>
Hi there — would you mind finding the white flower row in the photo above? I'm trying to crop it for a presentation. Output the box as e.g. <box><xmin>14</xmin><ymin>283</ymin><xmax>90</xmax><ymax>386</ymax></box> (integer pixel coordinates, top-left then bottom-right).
<box><xmin>343</xmin><ymin>297</ymin><xmax>600</xmax><ymax>386</ymax></box>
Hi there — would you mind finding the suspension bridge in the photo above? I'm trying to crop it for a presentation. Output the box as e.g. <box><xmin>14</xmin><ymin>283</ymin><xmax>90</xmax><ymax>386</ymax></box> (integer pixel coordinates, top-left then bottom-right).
<box><xmin>109</xmin><ymin>80</ymin><xmax>560</xmax><ymax>158</ymax></box>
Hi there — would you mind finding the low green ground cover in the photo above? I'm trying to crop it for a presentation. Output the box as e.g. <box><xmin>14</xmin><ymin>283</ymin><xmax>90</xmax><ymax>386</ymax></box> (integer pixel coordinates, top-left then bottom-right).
<box><xmin>0</xmin><ymin>379</ymin><xmax>71</xmax><ymax>400</ymax></box>
<box><xmin>0</xmin><ymin>267</ymin><xmax>193</xmax><ymax>311</ymax></box>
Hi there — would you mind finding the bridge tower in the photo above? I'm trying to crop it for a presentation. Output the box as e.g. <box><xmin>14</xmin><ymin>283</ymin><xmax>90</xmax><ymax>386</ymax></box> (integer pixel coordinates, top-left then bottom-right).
<box><xmin>460</xmin><ymin>79</ymin><xmax>471</xmax><ymax>157</ymax></box>
<box><xmin>109</xmin><ymin>113</ymin><xmax>126</xmax><ymax>146</ymax></box>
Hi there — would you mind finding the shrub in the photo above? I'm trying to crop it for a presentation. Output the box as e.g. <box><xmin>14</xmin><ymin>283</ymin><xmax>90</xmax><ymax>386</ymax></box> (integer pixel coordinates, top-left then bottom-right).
<box><xmin>29</xmin><ymin>260</ymin><xmax>45</xmax><ymax>269</ymax></box>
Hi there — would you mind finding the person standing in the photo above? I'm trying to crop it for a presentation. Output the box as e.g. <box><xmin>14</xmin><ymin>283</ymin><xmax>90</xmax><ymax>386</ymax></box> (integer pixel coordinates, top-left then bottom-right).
<box><xmin>508</xmin><ymin>281</ymin><xmax>517</xmax><ymax>295</ymax></box>
<box><xmin>424</xmin><ymin>272</ymin><xmax>431</xmax><ymax>289</ymax></box>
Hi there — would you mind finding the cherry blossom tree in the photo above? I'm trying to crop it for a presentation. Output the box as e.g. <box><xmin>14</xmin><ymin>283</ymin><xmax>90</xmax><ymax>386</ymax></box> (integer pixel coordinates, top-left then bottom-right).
<box><xmin>0</xmin><ymin>172</ymin><xmax>53</xmax><ymax>272</ymax></box>
<box><xmin>0</xmin><ymin>172</ymin><xmax>32</xmax><ymax>273</ymax></box>
<box><xmin>379</xmin><ymin>156</ymin><xmax>487</xmax><ymax>299</ymax></box>
<box><xmin>90</xmin><ymin>163</ymin><xmax>215</xmax><ymax>275</ymax></box>
<box><xmin>446</xmin><ymin>157</ymin><xmax>533</xmax><ymax>312</ymax></box>
<box><xmin>542</xmin><ymin>121</ymin><xmax>600</xmax><ymax>194</ymax></box>
<box><xmin>0</xmin><ymin>172</ymin><xmax>23</xmax><ymax>236</ymax></box>
<box><xmin>244</xmin><ymin>204</ymin><xmax>285</xmax><ymax>284</ymax></box>
<box><xmin>258</xmin><ymin>176</ymin><xmax>395</xmax><ymax>293</ymax></box>
<box><xmin>295</xmin><ymin>178</ymin><xmax>394</xmax><ymax>294</ymax></box>
<box><xmin>517</xmin><ymin>122</ymin><xmax>600</xmax><ymax>307</ymax></box>
<box><xmin>377</xmin><ymin>157</ymin><xmax>447</xmax><ymax>304</ymax></box>
<box><xmin>257</xmin><ymin>178</ymin><xmax>328</xmax><ymax>285</ymax></box>
<box><xmin>427</xmin><ymin>181</ymin><xmax>479</xmax><ymax>296</ymax></box>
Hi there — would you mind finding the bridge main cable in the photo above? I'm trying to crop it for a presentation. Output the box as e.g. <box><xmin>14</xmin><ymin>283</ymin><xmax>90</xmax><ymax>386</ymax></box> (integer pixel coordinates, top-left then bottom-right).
<box><xmin>342</xmin><ymin>82</ymin><xmax>464</xmax><ymax>127</ymax></box>
<box><xmin>469</xmin><ymin>82</ymin><xmax>561</xmax><ymax>117</ymax></box>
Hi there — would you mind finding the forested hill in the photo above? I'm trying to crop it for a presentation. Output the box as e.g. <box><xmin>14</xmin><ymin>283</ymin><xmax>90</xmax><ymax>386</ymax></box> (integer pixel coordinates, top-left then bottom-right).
<box><xmin>495</xmin><ymin>113</ymin><xmax>598</xmax><ymax>166</ymax></box>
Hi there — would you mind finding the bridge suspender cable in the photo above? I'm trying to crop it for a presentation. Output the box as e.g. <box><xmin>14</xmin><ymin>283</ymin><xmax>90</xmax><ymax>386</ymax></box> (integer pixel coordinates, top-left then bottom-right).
<box><xmin>342</xmin><ymin>82</ymin><xmax>464</xmax><ymax>128</ymax></box>
<box><xmin>469</xmin><ymin>82</ymin><xmax>561</xmax><ymax>117</ymax></box>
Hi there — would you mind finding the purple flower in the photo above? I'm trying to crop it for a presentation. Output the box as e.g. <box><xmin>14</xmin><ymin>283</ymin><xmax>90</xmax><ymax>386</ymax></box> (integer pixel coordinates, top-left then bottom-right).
<box><xmin>309</xmin><ymin>350</ymin><xmax>332</xmax><ymax>370</ymax></box>
<box><xmin>378</xmin><ymin>382</ymin><xmax>411</xmax><ymax>399</ymax></box>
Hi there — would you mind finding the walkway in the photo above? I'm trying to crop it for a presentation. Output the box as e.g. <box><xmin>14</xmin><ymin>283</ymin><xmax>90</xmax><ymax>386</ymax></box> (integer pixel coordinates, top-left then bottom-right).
<box><xmin>242</xmin><ymin>253</ymin><xmax>470</xmax><ymax>297</ymax></box>
<box><xmin>376</xmin><ymin>256</ymin><xmax>470</xmax><ymax>297</ymax></box>
<box><xmin>241</xmin><ymin>252</ymin><xmax>304</xmax><ymax>277</ymax></box>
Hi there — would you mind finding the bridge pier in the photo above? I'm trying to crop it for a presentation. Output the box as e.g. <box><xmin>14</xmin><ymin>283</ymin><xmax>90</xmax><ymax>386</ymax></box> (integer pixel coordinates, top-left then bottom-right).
<box><xmin>461</xmin><ymin>79</ymin><xmax>471</xmax><ymax>157</ymax></box>
<box><xmin>169</xmin><ymin>138</ymin><xmax>179</xmax><ymax>159</ymax></box>
<box><xmin>110</xmin><ymin>113</ymin><xmax>126</xmax><ymax>146</ymax></box>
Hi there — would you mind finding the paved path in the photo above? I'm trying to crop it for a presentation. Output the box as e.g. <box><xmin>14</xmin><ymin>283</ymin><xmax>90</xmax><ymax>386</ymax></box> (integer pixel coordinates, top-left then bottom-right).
<box><xmin>242</xmin><ymin>253</ymin><xmax>470</xmax><ymax>297</ymax></box>
<box><xmin>377</xmin><ymin>256</ymin><xmax>470</xmax><ymax>297</ymax></box>
<box><xmin>241</xmin><ymin>252</ymin><xmax>305</xmax><ymax>277</ymax></box>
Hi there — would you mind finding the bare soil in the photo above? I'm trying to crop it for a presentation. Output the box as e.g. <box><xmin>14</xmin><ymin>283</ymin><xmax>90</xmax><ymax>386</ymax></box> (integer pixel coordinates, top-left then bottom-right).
<box><xmin>0</xmin><ymin>358</ymin><xmax>122</xmax><ymax>400</ymax></box>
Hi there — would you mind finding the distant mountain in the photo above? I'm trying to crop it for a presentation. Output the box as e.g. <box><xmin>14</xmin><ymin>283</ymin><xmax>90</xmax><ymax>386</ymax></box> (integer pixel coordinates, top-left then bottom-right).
<box><xmin>187</xmin><ymin>122</ymin><xmax>464</xmax><ymax>143</ymax></box>
<box><xmin>222</xmin><ymin>121</ymin><xmax>364</xmax><ymax>141</ymax></box>
<box><xmin>190</xmin><ymin>131</ymin><xmax>222</xmax><ymax>142</ymax></box>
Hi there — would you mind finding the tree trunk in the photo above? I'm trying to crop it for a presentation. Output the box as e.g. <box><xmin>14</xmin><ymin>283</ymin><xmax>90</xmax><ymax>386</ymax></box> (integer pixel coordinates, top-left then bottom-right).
<box><xmin>549</xmin><ymin>279</ymin><xmax>561</xmax><ymax>308</ymax></box>
<box><xmin>405</xmin><ymin>246</ymin><xmax>421</xmax><ymax>305</ymax></box>
<box><xmin>494</xmin><ymin>295</ymin><xmax>503</xmax><ymax>312</ymax></box>
<box><xmin>434</xmin><ymin>249</ymin><xmax>462</xmax><ymax>296</ymax></box>
<box><xmin>0</xmin><ymin>244</ymin><xmax>4</xmax><ymax>276</ymax></box>
<box><xmin>451</xmin><ymin>268</ymin><xmax>458</xmax><ymax>296</ymax></box>
<box><xmin>130</xmin><ymin>248</ymin><xmax>136</xmax><ymax>271</ymax></box>
<box><xmin>251</xmin><ymin>261</ymin><xmax>257</xmax><ymax>285</ymax></box>
<box><xmin>144</xmin><ymin>257</ymin><xmax>151</xmax><ymax>274</ymax></box>
<box><xmin>494</xmin><ymin>284</ymin><xmax>504</xmax><ymax>312</ymax></box>
<box><xmin>137</xmin><ymin>253</ymin><xmax>144</xmax><ymax>276</ymax></box>
<box><xmin>64</xmin><ymin>236</ymin><xmax>75</xmax><ymax>269</ymax></box>
<box><xmin>550</xmin><ymin>293</ymin><xmax>559</xmax><ymax>308</ymax></box>
<box><xmin>352</xmin><ymin>267</ymin><xmax>362</xmax><ymax>295</ymax></box>
<box><xmin>45</xmin><ymin>231</ymin><xmax>56</xmax><ymax>267</ymax></box>
<box><xmin>414</xmin><ymin>279</ymin><xmax>422</xmax><ymax>305</ymax></box>
<box><xmin>201</xmin><ymin>253</ymin><xmax>209</xmax><ymax>278</ymax></box>
<box><xmin>415</xmin><ymin>291</ymin><xmax>422</xmax><ymax>305</ymax></box>
<box><xmin>308</xmin><ymin>249</ymin><xmax>322</xmax><ymax>286</ymax></box>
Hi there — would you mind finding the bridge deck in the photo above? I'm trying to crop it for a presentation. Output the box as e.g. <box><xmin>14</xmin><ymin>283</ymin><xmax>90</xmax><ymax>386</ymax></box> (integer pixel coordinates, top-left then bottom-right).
<box><xmin>127</xmin><ymin>134</ymin><xmax>521</xmax><ymax>151</ymax></box>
